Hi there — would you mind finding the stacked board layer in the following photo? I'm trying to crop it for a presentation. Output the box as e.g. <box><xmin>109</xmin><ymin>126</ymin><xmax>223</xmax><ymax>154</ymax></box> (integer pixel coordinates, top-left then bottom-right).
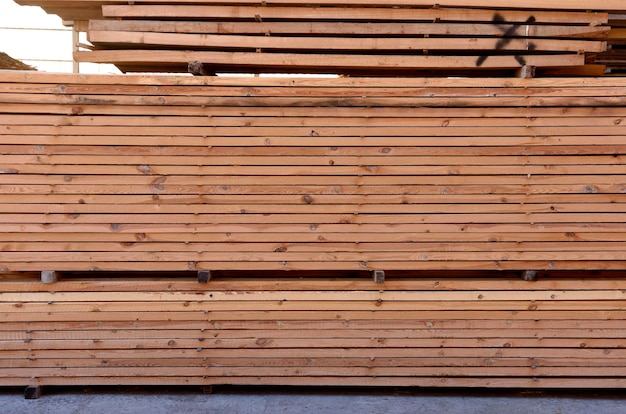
<box><xmin>2</xmin><ymin>72</ymin><xmax>626</xmax><ymax>273</ymax></box>
<box><xmin>3</xmin><ymin>274</ymin><xmax>626</xmax><ymax>388</ymax></box>
<box><xmin>14</xmin><ymin>0</ymin><xmax>619</xmax><ymax>75</ymax></box>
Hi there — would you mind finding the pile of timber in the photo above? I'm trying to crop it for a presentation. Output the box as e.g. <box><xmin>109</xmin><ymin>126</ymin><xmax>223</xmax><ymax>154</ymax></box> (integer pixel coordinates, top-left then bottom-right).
<box><xmin>3</xmin><ymin>273</ymin><xmax>626</xmax><ymax>388</ymax></box>
<box><xmin>2</xmin><ymin>71</ymin><xmax>626</xmax><ymax>273</ymax></box>
<box><xmin>14</xmin><ymin>0</ymin><xmax>623</xmax><ymax>76</ymax></box>
<box><xmin>0</xmin><ymin>53</ymin><xmax>36</xmax><ymax>71</ymax></box>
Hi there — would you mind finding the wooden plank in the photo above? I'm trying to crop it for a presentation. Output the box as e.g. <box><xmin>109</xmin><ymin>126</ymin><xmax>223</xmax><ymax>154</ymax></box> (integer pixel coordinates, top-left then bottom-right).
<box><xmin>101</xmin><ymin>5</ymin><xmax>606</xmax><ymax>25</ymax></box>
<box><xmin>4</xmin><ymin>222</ymin><xmax>626</xmax><ymax>235</ymax></box>
<box><xmin>2</xmin><ymin>335</ymin><xmax>625</xmax><ymax>350</ymax></box>
<box><xmin>73</xmin><ymin>50</ymin><xmax>587</xmax><ymax>72</ymax></box>
<box><xmin>7</xmin><ymin>324</ymin><xmax>626</xmax><ymax>339</ymax></box>
<box><xmin>4</xmin><ymin>365</ymin><xmax>626</xmax><ymax>377</ymax></box>
<box><xmin>87</xmin><ymin>31</ymin><xmax>607</xmax><ymax>53</ymax></box>
<box><xmin>19</xmin><ymin>83</ymin><xmax>626</xmax><ymax>97</ymax></box>
<box><xmin>6</xmin><ymin>240</ymin><xmax>626</xmax><ymax>254</ymax></box>
<box><xmin>5</xmin><ymin>375</ymin><xmax>626</xmax><ymax>388</ymax></box>
<box><xmin>5</xmin><ymin>114</ymin><xmax>626</xmax><ymax>128</ymax></box>
<box><xmin>6</xmin><ymin>124</ymin><xmax>626</xmax><ymax>137</ymax></box>
<box><xmin>4</xmin><ymin>300</ymin><xmax>626</xmax><ymax>314</ymax></box>
<box><xmin>8</xmin><ymin>357</ymin><xmax>626</xmax><ymax>369</ymax></box>
<box><xmin>10</xmin><ymin>318</ymin><xmax>626</xmax><ymax>332</ymax></box>
<box><xmin>4</xmin><ymin>261</ymin><xmax>626</xmax><ymax>272</ymax></box>
<box><xmin>4</xmin><ymin>276</ymin><xmax>626</xmax><ymax>291</ymax></box>
<box><xmin>4</xmin><ymin>153</ymin><xmax>626</xmax><ymax>167</ymax></box>
<box><xmin>4</xmin><ymin>103</ymin><xmax>626</xmax><ymax>118</ymax></box>
<box><xmin>5</xmin><ymin>348</ymin><xmax>626</xmax><ymax>361</ymax></box>
<box><xmin>7</xmin><ymin>135</ymin><xmax>626</xmax><ymax>147</ymax></box>
<box><xmin>5</xmin><ymin>211</ymin><xmax>626</xmax><ymax>225</ymax></box>
<box><xmin>0</xmin><ymin>173</ymin><xmax>624</xmax><ymax>186</ymax></box>
<box><xmin>2</xmin><ymin>231</ymin><xmax>626</xmax><ymax>244</ymax></box>
<box><xmin>7</xmin><ymin>288</ymin><xmax>626</xmax><ymax>301</ymax></box>
<box><xmin>6</xmin><ymin>307</ymin><xmax>626</xmax><ymax>322</ymax></box>
<box><xmin>3</xmin><ymin>202</ymin><xmax>626</xmax><ymax>215</ymax></box>
<box><xmin>13</xmin><ymin>0</ymin><xmax>626</xmax><ymax>13</ymax></box>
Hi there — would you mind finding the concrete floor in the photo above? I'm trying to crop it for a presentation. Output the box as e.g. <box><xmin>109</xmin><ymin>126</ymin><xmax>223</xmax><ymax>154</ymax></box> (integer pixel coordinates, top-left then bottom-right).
<box><xmin>1</xmin><ymin>386</ymin><xmax>625</xmax><ymax>414</ymax></box>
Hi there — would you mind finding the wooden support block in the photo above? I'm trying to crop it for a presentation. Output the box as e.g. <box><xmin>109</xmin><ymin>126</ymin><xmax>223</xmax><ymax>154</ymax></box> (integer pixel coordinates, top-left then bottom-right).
<box><xmin>522</xmin><ymin>270</ymin><xmax>538</xmax><ymax>281</ymax></box>
<box><xmin>197</xmin><ymin>270</ymin><xmax>212</xmax><ymax>284</ymax></box>
<box><xmin>372</xmin><ymin>270</ymin><xmax>385</xmax><ymax>284</ymax></box>
<box><xmin>202</xmin><ymin>385</ymin><xmax>214</xmax><ymax>394</ymax></box>
<box><xmin>41</xmin><ymin>271</ymin><xmax>58</xmax><ymax>284</ymax></box>
<box><xmin>516</xmin><ymin>65</ymin><xmax>536</xmax><ymax>78</ymax></box>
<box><xmin>24</xmin><ymin>386</ymin><xmax>42</xmax><ymax>399</ymax></box>
<box><xmin>187</xmin><ymin>61</ymin><xmax>215</xmax><ymax>76</ymax></box>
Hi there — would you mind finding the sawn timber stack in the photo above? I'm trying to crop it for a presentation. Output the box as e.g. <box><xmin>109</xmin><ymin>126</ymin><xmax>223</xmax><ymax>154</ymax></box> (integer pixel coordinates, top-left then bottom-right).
<box><xmin>3</xmin><ymin>274</ymin><xmax>626</xmax><ymax>388</ymax></box>
<box><xmin>14</xmin><ymin>0</ymin><xmax>616</xmax><ymax>76</ymax></box>
<box><xmin>2</xmin><ymin>72</ymin><xmax>626</xmax><ymax>273</ymax></box>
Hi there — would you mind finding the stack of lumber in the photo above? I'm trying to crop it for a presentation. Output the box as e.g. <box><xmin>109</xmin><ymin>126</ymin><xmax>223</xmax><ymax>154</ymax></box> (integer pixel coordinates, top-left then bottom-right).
<box><xmin>3</xmin><ymin>274</ymin><xmax>626</xmax><ymax>388</ymax></box>
<box><xmin>0</xmin><ymin>52</ymin><xmax>36</xmax><ymax>71</ymax></box>
<box><xmin>2</xmin><ymin>71</ymin><xmax>626</xmax><ymax>273</ymax></box>
<box><xmin>14</xmin><ymin>0</ymin><xmax>619</xmax><ymax>75</ymax></box>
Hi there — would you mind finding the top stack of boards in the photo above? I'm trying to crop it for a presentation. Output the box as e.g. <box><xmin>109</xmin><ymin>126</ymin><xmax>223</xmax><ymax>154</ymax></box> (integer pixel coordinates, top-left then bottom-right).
<box><xmin>14</xmin><ymin>0</ymin><xmax>626</xmax><ymax>76</ymax></box>
<box><xmin>3</xmin><ymin>72</ymin><xmax>626</xmax><ymax>274</ymax></box>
